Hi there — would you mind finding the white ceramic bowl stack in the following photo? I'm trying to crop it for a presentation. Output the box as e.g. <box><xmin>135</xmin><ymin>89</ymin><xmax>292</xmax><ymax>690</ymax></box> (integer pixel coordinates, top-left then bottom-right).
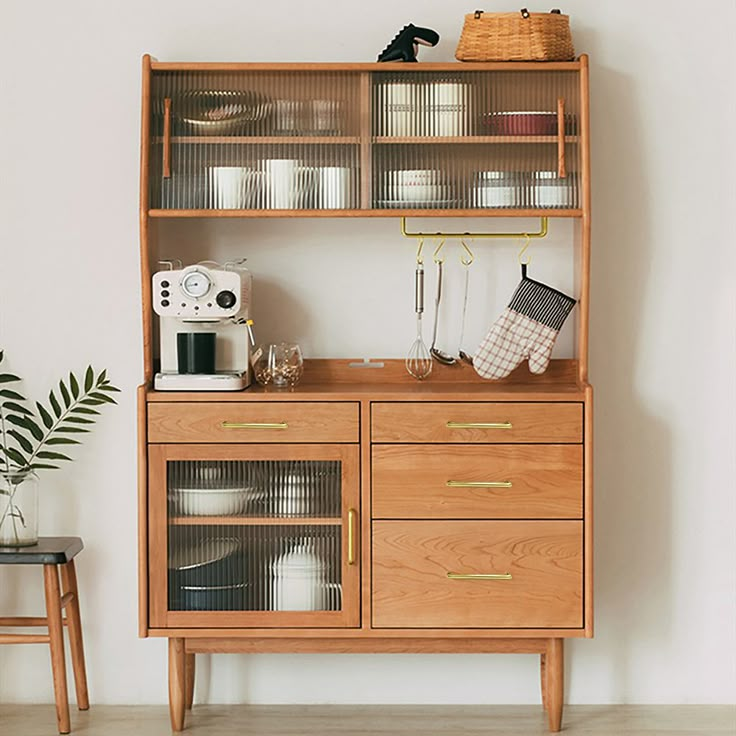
<box><xmin>387</xmin><ymin>169</ymin><xmax>447</xmax><ymax>206</ymax></box>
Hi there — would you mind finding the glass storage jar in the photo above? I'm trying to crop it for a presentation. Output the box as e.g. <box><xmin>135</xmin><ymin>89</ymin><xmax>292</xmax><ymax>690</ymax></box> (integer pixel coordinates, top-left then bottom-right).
<box><xmin>475</xmin><ymin>171</ymin><xmax>519</xmax><ymax>208</ymax></box>
<box><xmin>532</xmin><ymin>171</ymin><xmax>576</xmax><ymax>208</ymax></box>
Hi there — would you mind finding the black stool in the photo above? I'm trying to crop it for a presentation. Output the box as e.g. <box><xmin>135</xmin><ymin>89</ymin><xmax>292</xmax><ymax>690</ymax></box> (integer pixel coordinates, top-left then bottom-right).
<box><xmin>0</xmin><ymin>537</ymin><xmax>89</xmax><ymax>734</ymax></box>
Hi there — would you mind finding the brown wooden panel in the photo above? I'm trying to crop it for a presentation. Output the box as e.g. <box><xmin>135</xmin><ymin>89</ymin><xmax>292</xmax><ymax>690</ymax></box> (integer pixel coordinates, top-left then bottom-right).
<box><xmin>372</xmin><ymin>521</ymin><xmax>582</xmax><ymax>628</ymax></box>
<box><xmin>371</xmin><ymin>402</ymin><xmax>582</xmax><ymax>443</ymax></box>
<box><xmin>148</xmin><ymin>402</ymin><xmax>359</xmax><ymax>443</ymax></box>
<box><xmin>185</xmin><ymin>637</ymin><xmax>548</xmax><ymax>654</ymax></box>
<box><xmin>372</xmin><ymin>445</ymin><xmax>582</xmax><ymax>519</ymax></box>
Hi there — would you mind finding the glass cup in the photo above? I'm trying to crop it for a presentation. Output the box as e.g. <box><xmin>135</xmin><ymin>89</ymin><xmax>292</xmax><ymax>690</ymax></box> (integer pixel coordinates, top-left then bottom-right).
<box><xmin>253</xmin><ymin>343</ymin><xmax>304</xmax><ymax>388</ymax></box>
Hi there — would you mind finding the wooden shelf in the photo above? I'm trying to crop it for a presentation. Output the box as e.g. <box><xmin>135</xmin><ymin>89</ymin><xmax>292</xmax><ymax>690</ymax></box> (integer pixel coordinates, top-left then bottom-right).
<box><xmin>149</xmin><ymin>208</ymin><xmax>583</xmax><ymax>219</ymax></box>
<box><xmin>150</xmin><ymin>60</ymin><xmax>585</xmax><ymax>72</ymax></box>
<box><xmin>169</xmin><ymin>517</ymin><xmax>342</xmax><ymax>526</ymax></box>
<box><xmin>373</xmin><ymin>136</ymin><xmax>579</xmax><ymax>145</ymax></box>
<box><xmin>155</xmin><ymin>135</ymin><xmax>578</xmax><ymax>146</ymax></box>
<box><xmin>158</xmin><ymin>136</ymin><xmax>360</xmax><ymax>145</ymax></box>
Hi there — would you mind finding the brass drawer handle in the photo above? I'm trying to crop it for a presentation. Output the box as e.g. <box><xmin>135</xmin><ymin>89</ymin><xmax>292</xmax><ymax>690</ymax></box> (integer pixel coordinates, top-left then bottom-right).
<box><xmin>447</xmin><ymin>572</ymin><xmax>513</xmax><ymax>581</ymax></box>
<box><xmin>347</xmin><ymin>508</ymin><xmax>357</xmax><ymax>565</ymax></box>
<box><xmin>446</xmin><ymin>421</ymin><xmax>512</xmax><ymax>430</ymax></box>
<box><xmin>220</xmin><ymin>421</ymin><xmax>288</xmax><ymax>430</ymax></box>
<box><xmin>446</xmin><ymin>480</ymin><xmax>513</xmax><ymax>489</ymax></box>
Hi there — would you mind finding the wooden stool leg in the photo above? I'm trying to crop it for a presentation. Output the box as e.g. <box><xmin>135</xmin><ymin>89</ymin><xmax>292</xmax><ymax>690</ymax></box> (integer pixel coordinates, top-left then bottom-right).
<box><xmin>540</xmin><ymin>653</ymin><xmax>548</xmax><ymax>711</ymax></box>
<box><xmin>169</xmin><ymin>638</ymin><xmax>186</xmax><ymax>732</ymax></box>
<box><xmin>185</xmin><ymin>653</ymin><xmax>195</xmax><ymax>710</ymax></box>
<box><xmin>60</xmin><ymin>560</ymin><xmax>89</xmax><ymax>710</ymax></box>
<box><xmin>44</xmin><ymin>564</ymin><xmax>71</xmax><ymax>735</ymax></box>
<box><xmin>546</xmin><ymin>638</ymin><xmax>564</xmax><ymax>732</ymax></box>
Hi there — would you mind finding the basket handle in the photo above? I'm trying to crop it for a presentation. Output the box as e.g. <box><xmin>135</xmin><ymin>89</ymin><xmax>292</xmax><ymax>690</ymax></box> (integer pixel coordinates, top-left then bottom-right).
<box><xmin>474</xmin><ymin>8</ymin><xmax>562</xmax><ymax>19</ymax></box>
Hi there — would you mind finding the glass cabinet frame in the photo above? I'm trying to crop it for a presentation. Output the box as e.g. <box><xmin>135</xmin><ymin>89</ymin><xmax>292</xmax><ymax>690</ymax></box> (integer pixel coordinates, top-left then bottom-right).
<box><xmin>147</xmin><ymin>443</ymin><xmax>360</xmax><ymax>629</ymax></box>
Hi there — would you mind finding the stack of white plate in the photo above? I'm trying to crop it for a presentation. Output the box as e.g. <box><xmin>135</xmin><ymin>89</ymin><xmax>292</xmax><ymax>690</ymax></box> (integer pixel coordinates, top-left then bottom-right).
<box><xmin>271</xmin><ymin>544</ymin><xmax>328</xmax><ymax>611</ymax></box>
<box><xmin>384</xmin><ymin>169</ymin><xmax>448</xmax><ymax>207</ymax></box>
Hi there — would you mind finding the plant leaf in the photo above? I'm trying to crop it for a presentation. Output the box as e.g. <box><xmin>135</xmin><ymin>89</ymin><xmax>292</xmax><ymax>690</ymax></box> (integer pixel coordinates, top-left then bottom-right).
<box><xmin>2</xmin><ymin>401</ymin><xmax>33</xmax><ymax>416</ymax></box>
<box><xmin>69</xmin><ymin>372</ymin><xmax>79</xmax><ymax>399</ymax></box>
<box><xmin>57</xmin><ymin>426</ymin><xmax>90</xmax><ymax>433</ymax></box>
<box><xmin>36</xmin><ymin>451</ymin><xmax>73</xmax><ymax>461</ymax></box>
<box><xmin>80</xmin><ymin>399</ymin><xmax>106</xmax><ymax>406</ymax></box>
<box><xmin>0</xmin><ymin>350</ymin><xmax>3</xmax><ymax>363</ymax></box>
<box><xmin>48</xmin><ymin>390</ymin><xmax>62</xmax><ymax>418</ymax></box>
<box><xmin>64</xmin><ymin>417</ymin><xmax>95</xmax><ymax>425</ymax></box>
<box><xmin>20</xmin><ymin>416</ymin><xmax>44</xmax><ymax>442</ymax></box>
<box><xmin>98</xmin><ymin>369</ymin><xmax>107</xmax><ymax>383</ymax></box>
<box><xmin>84</xmin><ymin>366</ymin><xmax>94</xmax><ymax>392</ymax></box>
<box><xmin>59</xmin><ymin>380</ymin><xmax>71</xmax><ymax>408</ymax></box>
<box><xmin>8</xmin><ymin>429</ymin><xmax>33</xmax><ymax>454</ymax></box>
<box><xmin>0</xmin><ymin>389</ymin><xmax>25</xmax><ymax>401</ymax></box>
<box><xmin>71</xmin><ymin>406</ymin><xmax>100</xmax><ymax>416</ymax></box>
<box><xmin>46</xmin><ymin>437</ymin><xmax>81</xmax><ymax>446</ymax></box>
<box><xmin>35</xmin><ymin>402</ymin><xmax>54</xmax><ymax>430</ymax></box>
<box><xmin>88</xmin><ymin>393</ymin><xmax>117</xmax><ymax>405</ymax></box>
<box><xmin>5</xmin><ymin>415</ymin><xmax>43</xmax><ymax>444</ymax></box>
<box><xmin>4</xmin><ymin>447</ymin><xmax>28</xmax><ymax>467</ymax></box>
<box><xmin>0</xmin><ymin>374</ymin><xmax>21</xmax><ymax>384</ymax></box>
<box><xmin>30</xmin><ymin>463</ymin><xmax>59</xmax><ymax>471</ymax></box>
<box><xmin>96</xmin><ymin>384</ymin><xmax>121</xmax><ymax>393</ymax></box>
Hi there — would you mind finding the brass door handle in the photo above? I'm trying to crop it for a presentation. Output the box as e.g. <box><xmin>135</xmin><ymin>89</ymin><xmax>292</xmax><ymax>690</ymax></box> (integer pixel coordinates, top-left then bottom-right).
<box><xmin>446</xmin><ymin>421</ymin><xmax>512</xmax><ymax>430</ymax></box>
<box><xmin>347</xmin><ymin>508</ymin><xmax>357</xmax><ymax>565</ymax></box>
<box><xmin>220</xmin><ymin>421</ymin><xmax>288</xmax><ymax>430</ymax></box>
<box><xmin>446</xmin><ymin>572</ymin><xmax>513</xmax><ymax>580</ymax></box>
<box><xmin>446</xmin><ymin>480</ymin><xmax>513</xmax><ymax>489</ymax></box>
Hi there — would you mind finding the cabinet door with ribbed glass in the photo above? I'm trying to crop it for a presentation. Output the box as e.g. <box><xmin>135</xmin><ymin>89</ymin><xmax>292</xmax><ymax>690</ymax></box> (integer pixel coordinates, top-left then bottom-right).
<box><xmin>147</xmin><ymin>444</ymin><xmax>360</xmax><ymax>629</ymax></box>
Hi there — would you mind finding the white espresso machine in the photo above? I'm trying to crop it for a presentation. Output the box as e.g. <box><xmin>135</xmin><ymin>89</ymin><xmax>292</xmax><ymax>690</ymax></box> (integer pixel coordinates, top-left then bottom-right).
<box><xmin>152</xmin><ymin>260</ymin><xmax>252</xmax><ymax>391</ymax></box>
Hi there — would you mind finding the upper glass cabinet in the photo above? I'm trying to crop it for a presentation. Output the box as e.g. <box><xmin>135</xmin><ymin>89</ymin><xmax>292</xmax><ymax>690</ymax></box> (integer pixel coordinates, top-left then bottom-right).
<box><xmin>145</xmin><ymin>64</ymin><xmax>584</xmax><ymax>214</ymax></box>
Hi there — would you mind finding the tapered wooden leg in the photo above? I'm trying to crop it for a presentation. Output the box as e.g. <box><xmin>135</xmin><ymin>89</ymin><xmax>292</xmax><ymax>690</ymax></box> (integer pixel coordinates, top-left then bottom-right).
<box><xmin>169</xmin><ymin>638</ymin><xmax>186</xmax><ymax>732</ymax></box>
<box><xmin>60</xmin><ymin>560</ymin><xmax>89</xmax><ymax>710</ymax></box>
<box><xmin>546</xmin><ymin>638</ymin><xmax>564</xmax><ymax>732</ymax></box>
<box><xmin>44</xmin><ymin>565</ymin><xmax>70</xmax><ymax>735</ymax></box>
<box><xmin>540</xmin><ymin>653</ymin><xmax>548</xmax><ymax>711</ymax></box>
<box><xmin>185</xmin><ymin>653</ymin><xmax>195</xmax><ymax>710</ymax></box>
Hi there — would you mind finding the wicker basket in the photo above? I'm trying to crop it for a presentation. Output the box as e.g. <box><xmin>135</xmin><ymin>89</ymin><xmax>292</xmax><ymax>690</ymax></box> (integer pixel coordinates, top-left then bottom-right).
<box><xmin>455</xmin><ymin>9</ymin><xmax>575</xmax><ymax>62</ymax></box>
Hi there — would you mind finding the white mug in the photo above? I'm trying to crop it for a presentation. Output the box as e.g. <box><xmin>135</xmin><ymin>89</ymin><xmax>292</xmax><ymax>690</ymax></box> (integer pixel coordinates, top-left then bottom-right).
<box><xmin>209</xmin><ymin>166</ymin><xmax>248</xmax><ymax>209</ymax></box>
<box><xmin>265</xmin><ymin>159</ymin><xmax>298</xmax><ymax>209</ymax></box>
<box><xmin>316</xmin><ymin>166</ymin><xmax>351</xmax><ymax>209</ymax></box>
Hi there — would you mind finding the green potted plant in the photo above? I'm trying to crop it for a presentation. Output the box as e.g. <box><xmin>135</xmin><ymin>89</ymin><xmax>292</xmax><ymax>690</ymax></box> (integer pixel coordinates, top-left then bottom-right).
<box><xmin>0</xmin><ymin>350</ymin><xmax>119</xmax><ymax>546</ymax></box>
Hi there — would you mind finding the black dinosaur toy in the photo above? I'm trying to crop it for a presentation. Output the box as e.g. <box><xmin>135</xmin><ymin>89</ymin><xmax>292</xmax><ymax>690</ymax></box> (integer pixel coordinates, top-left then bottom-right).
<box><xmin>377</xmin><ymin>24</ymin><xmax>440</xmax><ymax>62</ymax></box>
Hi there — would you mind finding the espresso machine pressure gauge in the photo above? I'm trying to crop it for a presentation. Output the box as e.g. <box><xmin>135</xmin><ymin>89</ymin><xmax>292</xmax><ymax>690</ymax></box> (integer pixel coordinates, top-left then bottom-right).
<box><xmin>181</xmin><ymin>269</ymin><xmax>212</xmax><ymax>299</ymax></box>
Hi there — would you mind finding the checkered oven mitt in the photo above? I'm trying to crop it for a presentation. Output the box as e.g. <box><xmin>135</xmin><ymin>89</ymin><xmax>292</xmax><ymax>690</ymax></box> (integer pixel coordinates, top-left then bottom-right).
<box><xmin>474</xmin><ymin>271</ymin><xmax>576</xmax><ymax>380</ymax></box>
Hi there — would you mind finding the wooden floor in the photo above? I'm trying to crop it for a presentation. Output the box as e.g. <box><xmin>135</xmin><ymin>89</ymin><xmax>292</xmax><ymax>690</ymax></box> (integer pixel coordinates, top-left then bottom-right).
<box><xmin>0</xmin><ymin>705</ymin><xmax>733</xmax><ymax>736</ymax></box>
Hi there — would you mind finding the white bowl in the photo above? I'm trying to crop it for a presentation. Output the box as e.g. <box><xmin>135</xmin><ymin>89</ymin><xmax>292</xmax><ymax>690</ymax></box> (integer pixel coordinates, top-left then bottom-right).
<box><xmin>393</xmin><ymin>184</ymin><xmax>443</xmax><ymax>202</ymax></box>
<box><xmin>170</xmin><ymin>487</ymin><xmax>260</xmax><ymax>516</ymax></box>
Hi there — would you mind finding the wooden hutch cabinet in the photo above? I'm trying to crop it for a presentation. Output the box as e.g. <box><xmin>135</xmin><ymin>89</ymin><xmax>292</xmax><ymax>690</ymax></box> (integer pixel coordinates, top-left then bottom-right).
<box><xmin>138</xmin><ymin>55</ymin><xmax>592</xmax><ymax>732</ymax></box>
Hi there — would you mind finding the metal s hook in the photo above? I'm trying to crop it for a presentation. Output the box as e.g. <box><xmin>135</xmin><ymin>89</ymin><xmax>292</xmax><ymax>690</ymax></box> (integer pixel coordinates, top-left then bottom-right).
<box><xmin>460</xmin><ymin>238</ymin><xmax>474</xmax><ymax>267</ymax></box>
<box><xmin>517</xmin><ymin>234</ymin><xmax>532</xmax><ymax>265</ymax></box>
<box><xmin>415</xmin><ymin>237</ymin><xmax>425</xmax><ymax>265</ymax></box>
<box><xmin>432</xmin><ymin>238</ymin><xmax>446</xmax><ymax>264</ymax></box>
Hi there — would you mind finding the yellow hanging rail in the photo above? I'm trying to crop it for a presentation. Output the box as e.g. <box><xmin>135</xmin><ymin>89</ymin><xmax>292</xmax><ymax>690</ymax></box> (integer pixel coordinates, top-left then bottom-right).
<box><xmin>400</xmin><ymin>216</ymin><xmax>548</xmax><ymax>240</ymax></box>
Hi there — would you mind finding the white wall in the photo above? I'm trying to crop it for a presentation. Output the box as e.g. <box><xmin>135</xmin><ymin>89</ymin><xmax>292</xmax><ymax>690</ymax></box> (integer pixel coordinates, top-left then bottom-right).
<box><xmin>0</xmin><ymin>0</ymin><xmax>734</xmax><ymax>706</ymax></box>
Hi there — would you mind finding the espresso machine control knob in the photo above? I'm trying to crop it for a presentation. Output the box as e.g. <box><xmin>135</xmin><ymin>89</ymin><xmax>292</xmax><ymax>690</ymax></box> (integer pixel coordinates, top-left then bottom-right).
<box><xmin>180</xmin><ymin>269</ymin><xmax>212</xmax><ymax>299</ymax></box>
<box><xmin>216</xmin><ymin>290</ymin><xmax>237</xmax><ymax>309</ymax></box>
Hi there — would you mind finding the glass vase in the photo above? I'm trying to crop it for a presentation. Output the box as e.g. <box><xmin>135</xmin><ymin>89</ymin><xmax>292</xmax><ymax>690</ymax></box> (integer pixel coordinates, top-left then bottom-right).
<box><xmin>0</xmin><ymin>470</ymin><xmax>39</xmax><ymax>547</ymax></box>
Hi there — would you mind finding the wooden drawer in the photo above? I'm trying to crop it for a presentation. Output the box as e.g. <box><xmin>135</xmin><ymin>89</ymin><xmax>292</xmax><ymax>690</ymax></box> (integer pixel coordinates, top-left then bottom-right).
<box><xmin>372</xmin><ymin>445</ymin><xmax>582</xmax><ymax>519</ymax></box>
<box><xmin>371</xmin><ymin>402</ymin><xmax>582</xmax><ymax>443</ymax></box>
<box><xmin>148</xmin><ymin>402</ymin><xmax>359</xmax><ymax>443</ymax></box>
<box><xmin>372</xmin><ymin>520</ymin><xmax>582</xmax><ymax>628</ymax></box>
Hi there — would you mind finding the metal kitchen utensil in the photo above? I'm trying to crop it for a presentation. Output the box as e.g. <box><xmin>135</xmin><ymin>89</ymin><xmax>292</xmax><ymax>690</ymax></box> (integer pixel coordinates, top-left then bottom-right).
<box><xmin>430</xmin><ymin>255</ymin><xmax>457</xmax><ymax>366</ymax></box>
<box><xmin>405</xmin><ymin>256</ymin><xmax>432</xmax><ymax>380</ymax></box>
<box><xmin>458</xmin><ymin>240</ymin><xmax>474</xmax><ymax>366</ymax></box>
